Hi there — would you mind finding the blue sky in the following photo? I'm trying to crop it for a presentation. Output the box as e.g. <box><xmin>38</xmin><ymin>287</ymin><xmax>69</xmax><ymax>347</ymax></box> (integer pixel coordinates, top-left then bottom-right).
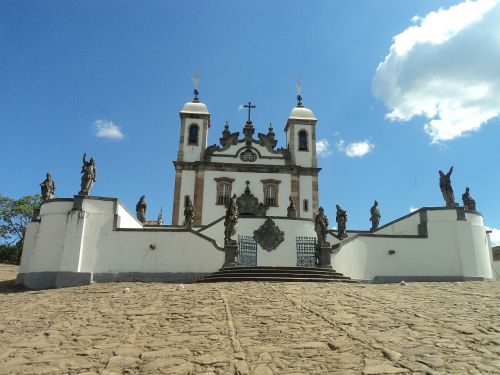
<box><xmin>1</xmin><ymin>0</ymin><xmax>499</xmax><ymax>242</ymax></box>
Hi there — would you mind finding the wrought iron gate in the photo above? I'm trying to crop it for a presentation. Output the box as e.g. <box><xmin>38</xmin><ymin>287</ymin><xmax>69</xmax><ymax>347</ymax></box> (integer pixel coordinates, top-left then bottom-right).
<box><xmin>296</xmin><ymin>236</ymin><xmax>318</xmax><ymax>267</ymax></box>
<box><xmin>238</xmin><ymin>235</ymin><xmax>257</xmax><ymax>267</ymax></box>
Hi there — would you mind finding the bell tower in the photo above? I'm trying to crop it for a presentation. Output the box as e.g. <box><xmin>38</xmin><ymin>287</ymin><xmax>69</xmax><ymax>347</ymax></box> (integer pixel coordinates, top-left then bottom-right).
<box><xmin>172</xmin><ymin>88</ymin><xmax>210</xmax><ymax>225</ymax></box>
<box><xmin>284</xmin><ymin>93</ymin><xmax>319</xmax><ymax>218</ymax></box>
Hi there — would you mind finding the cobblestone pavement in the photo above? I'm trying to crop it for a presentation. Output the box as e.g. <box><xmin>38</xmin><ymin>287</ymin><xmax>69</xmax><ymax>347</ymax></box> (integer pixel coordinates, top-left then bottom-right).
<box><xmin>1</xmin><ymin>265</ymin><xmax>499</xmax><ymax>375</ymax></box>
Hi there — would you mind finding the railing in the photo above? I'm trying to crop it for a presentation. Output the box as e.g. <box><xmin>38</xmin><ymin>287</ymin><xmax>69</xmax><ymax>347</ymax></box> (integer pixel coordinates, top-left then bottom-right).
<box><xmin>296</xmin><ymin>236</ymin><xmax>318</xmax><ymax>268</ymax></box>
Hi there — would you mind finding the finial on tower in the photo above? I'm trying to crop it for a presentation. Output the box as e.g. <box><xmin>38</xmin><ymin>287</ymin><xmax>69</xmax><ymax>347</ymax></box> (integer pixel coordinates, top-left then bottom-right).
<box><xmin>192</xmin><ymin>70</ymin><xmax>200</xmax><ymax>102</ymax></box>
<box><xmin>295</xmin><ymin>75</ymin><xmax>304</xmax><ymax>107</ymax></box>
<box><xmin>268</xmin><ymin>122</ymin><xmax>275</xmax><ymax>136</ymax></box>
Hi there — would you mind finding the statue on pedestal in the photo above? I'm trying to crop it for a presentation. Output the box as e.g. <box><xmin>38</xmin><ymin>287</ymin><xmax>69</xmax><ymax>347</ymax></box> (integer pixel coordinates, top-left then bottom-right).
<box><xmin>40</xmin><ymin>172</ymin><xmax>55</xmax><ymax>202</ymax></box>
<box><xmin>369</xmin><ymin>200</ymin><xmax>381</xmax><ymax>232</ymax></box>
<box><xmin>287</xmin><ymin>196</ymin><xmax>297</xmax><ymax>218</ymax></box>
<box><xmin>439</xmin><ymin>166</ymin><xmax>456</xmax><ymax>208</ymax></box>
<box><xmin>224</xmin><ymin>194</ymin><xmax>239</xmax><ymax>243</ymax></box>
<box><xmin>136</xmin><ymin>195</ymin><xmax>147</xmax><ymax>223</ymax></box>
<box><xmin>79</xmin><ymin>153</ymin><xmax>96</xmax><ymax>195</ymax></box>
<box><xmin>336</xmin><ymin>204</ymin><xmax>347</xmax><ymax>239</ymax></box>
<box><xmin>462</xmin><ymin>187</ymin><xmax>476</xmax><ymax>211</ymax></box>
<box><xmin>184</xmin><ymin>196</ymin><xmax>195</xmax><ymax>230</ymax></box>
<box><xmin>314</xmin><ymin>207</ymin><xmax>329</xmax><ymax>244</ymax></box>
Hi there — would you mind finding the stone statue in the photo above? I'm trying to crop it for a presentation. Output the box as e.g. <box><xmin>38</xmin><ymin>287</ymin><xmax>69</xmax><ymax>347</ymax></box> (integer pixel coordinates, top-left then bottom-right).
<box><xmin>224</xmin><ymin>194</ymin><xmax>239</xmax><ymax>243</ymax></box>
<box><xmin>314</xmin><ymin>207</ymin><xmax>329</xmax><ymax>244</ymax></box>
<box><xmin>336</xmin><ymin>204</ymin><xmax>347</xmax><ymax>239</ymax></box>
<box><xmin>40</xmin><ymin>172</ymin><xmax>55</xmax><ymax>202</ymax></box>
<box><xmin>462</xmin><ymin>187</ymin><xmax>476</xmax><ymax>211</ymax></box>
<box><xmin>369</xmin><ymin>200</ymin><xmax>381</xmax><ymax>232</ymax></box>
<box><xmin>439</xmin><ymin>166</ymin><xmax>456</xmax><ymax>208</ymax></box>
<box><xmin>136</xmin><ymin>195</ymin><xmax>147</xmax><ymax>223</ymax></box>
<box><xmin>184</xmin><ymin>196</ymin><xmax>195</xmax><ymax>230</ymax></box>
<box><xmin>287</xmin><ymin>196</ymin><xmax>297</xmax><ymax>218</ymax></box>
<box><xmin>79</xmin><ymin>153</ymin><xmax>96</xmax><ymax>195</ymax></box>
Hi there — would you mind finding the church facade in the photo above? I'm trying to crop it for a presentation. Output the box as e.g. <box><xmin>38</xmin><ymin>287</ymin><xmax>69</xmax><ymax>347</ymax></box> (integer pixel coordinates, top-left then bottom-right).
<box><xmin>14</xmin><ymin>89</ymin><xmax>498</xmax><ymax>289</ymax></box>
<box><xmin>172</xmin><ymin>93</ymin><xmax>319</xmax><ymax>225</ymax></box>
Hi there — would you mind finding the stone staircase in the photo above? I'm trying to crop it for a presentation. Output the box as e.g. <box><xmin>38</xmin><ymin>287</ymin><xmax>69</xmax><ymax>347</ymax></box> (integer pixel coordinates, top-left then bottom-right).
<box><xmin>198</xmin><ymin>266</ymin><xmax>356</xmax><ymax>283</ymax></box>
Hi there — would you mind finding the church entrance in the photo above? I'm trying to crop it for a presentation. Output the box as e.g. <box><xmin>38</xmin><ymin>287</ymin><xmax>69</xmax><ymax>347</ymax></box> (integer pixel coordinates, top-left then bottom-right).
<box><xmin>237</xmin><ymin>235</ymin><xmax>257</xmax><ymax>267</ymax></box>
<box><xmin>296</xmin><ymin>236</ymin><xmax>318</xmax><ymax>268</ymax></box>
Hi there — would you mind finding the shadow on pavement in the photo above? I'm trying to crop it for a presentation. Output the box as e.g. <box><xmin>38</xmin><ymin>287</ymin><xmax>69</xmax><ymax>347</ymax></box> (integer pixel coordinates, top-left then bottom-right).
<box><xmin>0</xmin><ymin>279</ymin><xmax>30</xmax><ymax>294</ymax></box>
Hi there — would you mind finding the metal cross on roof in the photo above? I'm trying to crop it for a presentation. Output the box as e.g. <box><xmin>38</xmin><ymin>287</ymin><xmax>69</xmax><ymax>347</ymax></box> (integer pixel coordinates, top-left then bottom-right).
<box><xmin>244</xmin><ymin>101</ymin><xmax>256</xmax><ymax>123</ymax></box>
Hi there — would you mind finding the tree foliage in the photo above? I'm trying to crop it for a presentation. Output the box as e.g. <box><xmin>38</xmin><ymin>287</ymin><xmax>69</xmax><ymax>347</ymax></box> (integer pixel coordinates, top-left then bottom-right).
<box><xmin>0</xmin><ymin>194</ymin><xmax>41</xmax><ymax>246</ymax></box>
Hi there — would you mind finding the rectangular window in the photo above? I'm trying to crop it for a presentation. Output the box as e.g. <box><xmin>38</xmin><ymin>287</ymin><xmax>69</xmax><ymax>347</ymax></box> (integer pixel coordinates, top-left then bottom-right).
<box><xmin>215</xmin><ymin>177</ymin><xmax>235</xmax><ymax>206</ymax></box>
<box><xmin>261</xmin><ymin>179</ymin><xmax>281</xmax><ymax>207</ymax></box>
<box><xmin>303</xmin><ymin>199</ymin><xmax>309</xmax><ymax>212</ymax></box>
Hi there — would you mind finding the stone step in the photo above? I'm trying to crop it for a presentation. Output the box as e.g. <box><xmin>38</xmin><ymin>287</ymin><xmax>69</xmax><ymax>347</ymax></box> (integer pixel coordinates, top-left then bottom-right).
<box><xmin>217</xmin><ymin>266</ymin><xmax>339</xmax><ymax>273</ymax></box>
<box><xmin>199</xmin><ymin>276</ymin><xmax>357</xmax><ymax>283</ymax></box>
<box><xmin>205</xmin><ymin>271</ymin><xmax>346</xmax><ymax>278</ymax></box>
<box><xmin>198</xmin><ymin>266</ymin><xmax>354</xmax><ymax>283</ymax></box>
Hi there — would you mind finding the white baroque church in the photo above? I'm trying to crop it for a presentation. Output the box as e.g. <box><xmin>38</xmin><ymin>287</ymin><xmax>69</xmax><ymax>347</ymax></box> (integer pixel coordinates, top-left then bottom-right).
<box><xmin>172</xmin><ymin>91</ymin><xmax>319</xmax><ymax>226</ymax></box>
<box><xmin>16</xmin><ymin>89</ymin><xmax>498</xmax><ymax>289</ymax></box>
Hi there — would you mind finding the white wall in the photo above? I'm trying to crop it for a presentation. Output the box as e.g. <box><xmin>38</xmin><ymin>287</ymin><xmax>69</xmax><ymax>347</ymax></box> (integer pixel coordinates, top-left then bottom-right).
<box><xmin>376</xmin><ymin>212</ymin><xmax>421</xmax><ymax>235</ymax></box>
<box><xmin>201</xmin><ymin>171</ymin><xmax>292</xmax><ymax>223</ymax></box>
<box><xmin>22</xmin><ymin>201</ymin><xmax>73</xmax><ymax>272</ymax></box>
<box><xmin>331</xmin><ymin>209</ymin><xmax>493</xmax><ymax>281</ymax></box>
<box><xmin>20</xmin><ymin>198</ymin><xmax>225</xmax><ymax>277</ymax></box>
<box><xmin>116</xmin><ymin>203</ymin><xmax>142</xmax><ymax>228</ymax></box>
<box><xmin>19</xmin><ymin>199</ymin><xmax>494</xmax><ymax>285</ymax></box>
<box><xmin>299</xmin><ymin>175</ymin><xmax>313</xmax><ymax>219</ymax></box>
<box><xmin>493</xmin><ymin>261</ymin><xmax>500</xmax><ymax>280</ymax></box>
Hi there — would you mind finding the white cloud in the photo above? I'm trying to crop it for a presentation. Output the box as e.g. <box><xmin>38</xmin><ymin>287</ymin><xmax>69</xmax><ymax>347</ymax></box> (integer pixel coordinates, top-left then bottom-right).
<box><xmin>316</xmin><ymin>138</ymin><xmax>332</xmax><ymax>157</ymax></box>
<box><xmin>409</xmin><ymin>207</ymin><xmax>419</xmax><ymax>213</ymax></box>
<box><xmin>337</xmin><ymin>139</ymin><xmax>374</xmax><ymax>158</ymax></box>
<box><xmin>94</xmin><ymin>119</ymin><xmax>124</xmax><ymax>140</ymax></box>
<box><xmin>486</xmin><ymin>226</ymin><xmax>500</xmax><ymax>246</ymax></box>
<box><xmin>373</xmin><ymin>0</ymin><xmax>500</xmax><ymax>143</ymax></box>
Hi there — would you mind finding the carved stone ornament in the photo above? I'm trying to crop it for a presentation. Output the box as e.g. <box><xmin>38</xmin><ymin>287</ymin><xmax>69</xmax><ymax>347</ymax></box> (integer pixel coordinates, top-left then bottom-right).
<box><xmin>237</xmin><ymin>182</ymin><xmax>269</xmax><ymax>216</ymax></box>
<box><xmin>253</xmin><ymin>217</ymin><xmax>285</xmax><ymax>251</ymax></box>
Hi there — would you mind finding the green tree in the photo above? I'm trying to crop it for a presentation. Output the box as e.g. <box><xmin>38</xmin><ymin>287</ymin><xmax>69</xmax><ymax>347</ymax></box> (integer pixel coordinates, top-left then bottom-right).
<box><xmin>0</xmin><ymin>194</ymin><xmax>41</xmax><ymax>264</ymax></box>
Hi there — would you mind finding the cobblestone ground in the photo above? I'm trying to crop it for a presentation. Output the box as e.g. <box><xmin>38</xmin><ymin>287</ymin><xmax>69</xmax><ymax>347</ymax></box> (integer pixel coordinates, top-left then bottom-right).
<box><xmin>1</xmin><ymin>265</ymin><xmax>499</xmax><ymax>375</ymax></box>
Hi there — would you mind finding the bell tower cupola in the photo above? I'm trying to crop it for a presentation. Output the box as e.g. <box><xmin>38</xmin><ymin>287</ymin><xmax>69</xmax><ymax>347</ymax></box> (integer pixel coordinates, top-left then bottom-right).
<box><xmin>285</xmin><ymin>93</ymin><xmax>317</xmax><ymax>168</ymax></box>
<box><xmin>177</xmin><ymin>87</ymin><xmax>210</xmax><ymax>163</ymax></box>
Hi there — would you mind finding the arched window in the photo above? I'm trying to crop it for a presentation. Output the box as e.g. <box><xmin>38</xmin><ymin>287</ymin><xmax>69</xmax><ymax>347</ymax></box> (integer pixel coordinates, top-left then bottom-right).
<box><xmin>218</xmin><ymin>183</ymin><xmax>230</xmax><ymax>205</ymax></box>
<box><xmin>303</xmin><ymin>199</ymin><xmax>309</xmax><ymax>212</ymax></box>
<box><xmin>298</xmin><ymin>130</ymin><xmax>308</xmax><ymax>151</ymax></box>
<box><xmin>188</xmin><ymin>124</ymin><xmax>199</xmax><ymax>145</ymax></box>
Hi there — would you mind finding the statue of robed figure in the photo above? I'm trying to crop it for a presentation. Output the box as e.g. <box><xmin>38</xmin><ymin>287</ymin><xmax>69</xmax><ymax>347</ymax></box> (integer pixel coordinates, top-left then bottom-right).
<box><xmin>369</xmin><ymin>200</ymin><xmax>381</xmax><ymax>232</ymax></box>
<box><xmin>314</xmin><ymin>207</ymin><xmax>329</xmax><ymax>244</ymax></box>
<box><xmin>79</xmin><ymin>153</ymin><xmax>96</xmax><ymax>195</ymax></box>
<box><xmin>287</xmin><ymin>196</ymin><xmax>297</xmax><ymax>218</ymax></box>
<box><xmin>336</xmin><ymin>204</ymin><xmax>347</xmax><ymax>239</ymax></box>
<box><xmin>462</xmin><ymin>187</ymin><xmax>476</xmax><ymax>211</ymax></box>
<box><xmin>136</xmin><ymin>195</ymin><xmax>147</xmax><ymax>223</ymax></box>
<box><xmin>40</xmin><ymin>172</ymin><xmax>55</xmax><ymax>202</ymax></box>
<box><xmin>184</xmin><ymin>196</ymin><xmax>195</xmax><ymax>230</ymax></box>
<box><xmin>224</xmin><ymin>194</ymin><xmax>239</xmax><ymax>243</ymax></box>
<box><xmin>439</xmin><ymin>166</ymin><xmax>456</xmax><ymax>208</ymax></box>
